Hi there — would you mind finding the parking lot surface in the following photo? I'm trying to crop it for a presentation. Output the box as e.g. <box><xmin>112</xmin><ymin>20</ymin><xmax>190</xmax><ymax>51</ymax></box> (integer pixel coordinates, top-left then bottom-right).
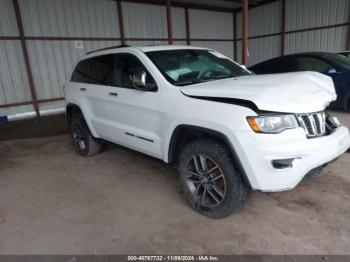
<box><xmin>0</xmin><ymin>111</ymin><xmax>349</xmax><ymax>254</ymax></box>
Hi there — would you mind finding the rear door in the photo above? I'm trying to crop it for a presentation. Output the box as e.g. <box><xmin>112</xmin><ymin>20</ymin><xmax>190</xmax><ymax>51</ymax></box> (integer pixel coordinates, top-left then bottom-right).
<box><xmin>86</xmin><ymin>54</ymin><xmax>117</xmax><ymax>138</ymax></box>
<box><xmin>104</xmin><ymin>53</ymin><xmax>162</xmax><ymax>158</ymax></box>
<box><xmin>70</xmin><ymin>55</ymin><xmax>116</xmax><ymax>139</ymax></box>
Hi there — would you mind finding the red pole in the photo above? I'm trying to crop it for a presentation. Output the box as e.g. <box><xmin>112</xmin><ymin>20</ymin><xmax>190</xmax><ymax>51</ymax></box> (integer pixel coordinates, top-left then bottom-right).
<box><xmin>242</xmin><ymin>0</ymin><xmax>249</xmax><ymax>65</ymax></box>
<box><xmin>185</xmin><ymin>7</ymin><xmax>190</xmax><ymax>45</ymax></box>
<box><xmin>280</xmin><ymin>0</ymin><xmax>286</xmax><ymax>55</ymax></box>
<box><xmin>12</xmin><ymin>0</ymin><xmax>40</xmax><ymax>118</ymax></box>
<box><xmin>233</xmin><ymin>12</ymin><xmax>237</xmax><ymax>61</ymax></box>
<box><xmin>117</xmin><ymin>0</ymin><xmax>125</xmax><ymax>45</ymax></box>
<box><xmin>166</xmin><ymin>0</ymin><xmax>173</xmax><ymax>45</ymax></box>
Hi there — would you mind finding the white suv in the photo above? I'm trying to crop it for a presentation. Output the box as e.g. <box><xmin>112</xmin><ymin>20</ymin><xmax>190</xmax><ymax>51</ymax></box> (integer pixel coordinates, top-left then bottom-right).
<box><xmin>64</xmin><ymin>45</ymin><xmax>350</xmax><ymax>218</ymax></box>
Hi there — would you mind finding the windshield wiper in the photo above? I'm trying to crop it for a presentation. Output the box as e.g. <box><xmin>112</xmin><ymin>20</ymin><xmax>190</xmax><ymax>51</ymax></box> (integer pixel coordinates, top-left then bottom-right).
<box><xmin>209</xmin><ymin>75</ymin><xmax>238</xmax><ymax>80</ymax></box>
<box><xmin>176</xmin><ymin>79</ymin><xmax>203</xmax><ymax>86</ymax></box>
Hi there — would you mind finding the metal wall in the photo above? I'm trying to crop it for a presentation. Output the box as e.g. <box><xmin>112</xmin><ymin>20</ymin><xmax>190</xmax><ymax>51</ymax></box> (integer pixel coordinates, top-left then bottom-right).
<box><xmin>189</xmin><ymin>9</ymin><xmax>234</xmax><ymax>58</ymax></box>
<box><xmin>236</xmin><ymin>1</ymin><xmax>281</xmax><ymax>65</ymax></box>
<box><xmin>0</xmin><ymin>0</ymin><xmax>34</xmax><ymax>116</ymax></box>
<box><xmin>20</xmin><ymin>0</ymin><xmax>120</xmax><ymax>37</ymax></box>
<box><xmin>236</xmin><ymin>0</ymin><xmax>349</xmax><ymax>65</ymax></box>
<box><xmin>284</xmin><ymin>0</ymin><xmax>349</xmax><ymax>55</ymax></box>
<box><xmin>0</xmin><ymin>0</ymin><xmax>350</xmax><ymax>117</ymax></box>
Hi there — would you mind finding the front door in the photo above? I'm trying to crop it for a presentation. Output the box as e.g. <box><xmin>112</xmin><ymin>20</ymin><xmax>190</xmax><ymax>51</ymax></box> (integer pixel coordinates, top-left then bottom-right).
<box><xmin>104</xmin><ymin>53</ymin><xmax>162</xmax><ymax>158</ymax></box>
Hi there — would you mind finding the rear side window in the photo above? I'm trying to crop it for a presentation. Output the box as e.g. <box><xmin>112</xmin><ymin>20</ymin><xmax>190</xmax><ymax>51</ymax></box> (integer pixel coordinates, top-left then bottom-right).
<box><xmin>71</xmin><ymin>59</ymin><xmax>91</xmax><ymax>83</ymax></box>
<box><xmin>89</xmin><ymin>55</ymin><xmax>116</xmax><ymax>86</ymax></box>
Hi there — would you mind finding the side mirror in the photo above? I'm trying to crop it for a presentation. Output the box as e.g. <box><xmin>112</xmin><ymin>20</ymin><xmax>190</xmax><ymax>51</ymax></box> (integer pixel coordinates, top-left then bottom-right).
<box><xmin>327</xmin><ymin>68</ymin><xmax>339</xmax><ymax>75</ymax></box>
<box><xmin>132</xmin><ymin>71</ymin><xmax>157</xmax><ymax>91</ymax></box>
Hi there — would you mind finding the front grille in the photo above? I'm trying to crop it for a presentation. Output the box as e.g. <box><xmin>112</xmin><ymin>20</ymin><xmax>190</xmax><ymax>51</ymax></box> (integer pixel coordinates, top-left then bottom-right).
<box><xmin>297</xmin><ymin>112</ymin><xmax>326</xmax><ymax>138</ymax></box>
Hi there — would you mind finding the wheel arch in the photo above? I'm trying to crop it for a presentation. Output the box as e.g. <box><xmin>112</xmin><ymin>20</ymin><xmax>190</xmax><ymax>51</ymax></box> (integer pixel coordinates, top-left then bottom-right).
<box><xmin>167</xmin><ymin>125</ymin><xmax>252</xmax><ymax>188</ymax></box>
<box><xmin>66</xmin><ymin>103</ymin><xmax>83</xmax><ymax>125</ymax></box>
<box><xmin>66</xmin><ymin>103</ymin><xmax>99</xmax><ymax>138</ymax></box>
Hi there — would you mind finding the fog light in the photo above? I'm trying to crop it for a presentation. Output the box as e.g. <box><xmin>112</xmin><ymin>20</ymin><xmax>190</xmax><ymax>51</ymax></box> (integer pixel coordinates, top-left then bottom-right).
<box><xmin>272</xmin><ymin>158</ymin><xmax>301</xmax><ymax>169</ymax></box>
<box><xmin>332</xmin><ymin>117</ymin><xmax>341</xmax><ymax>126</ymax></box>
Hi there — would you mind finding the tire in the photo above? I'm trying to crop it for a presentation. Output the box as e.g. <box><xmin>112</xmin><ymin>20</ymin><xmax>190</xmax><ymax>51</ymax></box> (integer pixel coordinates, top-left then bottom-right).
<box><xmin>177</xmin><ymin>139</ymin><xmax>250</xmax><ymax>218</ymax></box>
<box><xmin>69</xmin><ymin>112</ymin><xmax>102</xmax><ymax>156</ymax></box>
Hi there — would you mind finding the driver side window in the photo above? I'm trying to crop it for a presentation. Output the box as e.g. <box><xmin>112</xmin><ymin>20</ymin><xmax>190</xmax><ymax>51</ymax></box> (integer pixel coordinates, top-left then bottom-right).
<box><xmin>294</xmin><ymin>57</ymin><xmax>331</xmax><ymax>74</ymax></box>
<box><xmin>115</xmin><ymin>53</ymin><xmax>155</xmax><ymax>89</ymax></box>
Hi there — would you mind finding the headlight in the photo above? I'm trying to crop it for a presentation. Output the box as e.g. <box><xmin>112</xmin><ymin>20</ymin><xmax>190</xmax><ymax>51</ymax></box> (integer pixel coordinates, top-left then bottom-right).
<box><xmin>247</xmin><ymin>115</ymin><xmax>298</xmax><ymax>133</ymax></box>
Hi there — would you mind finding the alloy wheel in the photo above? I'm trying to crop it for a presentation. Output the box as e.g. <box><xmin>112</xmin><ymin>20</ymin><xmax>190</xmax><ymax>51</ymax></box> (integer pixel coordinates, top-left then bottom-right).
<box><xmin>72</xmin><ymin>124</ymin><xmax>87</xmax><ymax>151</ymax></box>
<box><xmin>185</xmin><ymin>154</ymin><xmax>227</xmax><ymax>207</ymax></box>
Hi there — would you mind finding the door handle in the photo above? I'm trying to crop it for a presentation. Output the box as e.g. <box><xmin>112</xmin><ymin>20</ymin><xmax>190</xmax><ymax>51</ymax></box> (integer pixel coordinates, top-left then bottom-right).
<box><xmin>80</xmin><ymin>87</ymin><xmax>86</xmax><ymax>92</ymax></box>
<box><xmin>109</xmin><ymin>92</ymin><xmax>118</xmax><ymax>97</ymax></box>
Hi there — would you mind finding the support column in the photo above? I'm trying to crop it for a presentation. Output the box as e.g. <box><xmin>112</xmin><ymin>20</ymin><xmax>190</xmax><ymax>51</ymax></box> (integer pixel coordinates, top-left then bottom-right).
<box><xmin>185</xmin><ymin>7</ymin><xmax>190</xmax><ymax>45</ymax></box>
<box><xmin>242</xmin><ymin>0</ymin><xmax>249</xmax><ymax>65</ymax></box>
<box><xmin>233</xmin><ymin>12</ymin><xmax>237</xmax><ymax>61</ymax></box>
<box><xmin>12</xmin><ymin>0</ymin><xmax>40</xmax><ymax>118</ymax></box>
<box><xmin>280</xmin><ymin>0</ymin><xmax>286</xmax><ymax>55</ymax></box>
<box><xmin>117</xmin><ymin>0</ymin><xmax>125</xmax><ymax>45</ymax></box>
<box><xmin>166</xmin><ymin>0</ymin><xmax>173</xmax><ymax>45</ymax></box>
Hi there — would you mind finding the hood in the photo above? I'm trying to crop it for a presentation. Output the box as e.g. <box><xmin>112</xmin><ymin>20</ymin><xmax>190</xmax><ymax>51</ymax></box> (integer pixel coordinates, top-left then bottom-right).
<box><xmin>180</xmin><ymin>71</ymin><xmax>336</xmax><ymax>114</ymax></box>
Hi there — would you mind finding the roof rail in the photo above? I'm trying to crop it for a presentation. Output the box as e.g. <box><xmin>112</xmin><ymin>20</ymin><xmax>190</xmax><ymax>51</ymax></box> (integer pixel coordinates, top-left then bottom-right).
<box><xmin>86</xmin><ymin>44</ymin><xmax>131</xmax><ymax>55</ymax></box>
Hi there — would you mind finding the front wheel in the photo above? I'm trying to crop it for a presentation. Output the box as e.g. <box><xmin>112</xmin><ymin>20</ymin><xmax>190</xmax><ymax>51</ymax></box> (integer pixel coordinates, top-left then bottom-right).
<box><xmin>69</xmin><ymin>113</ymin><xmax>102</xmax><ymax>157</ymax></box>
<box><xmin>177</xmin><ymin>139</ymin><xmax>250</xmax><ymax>218</ymax></box>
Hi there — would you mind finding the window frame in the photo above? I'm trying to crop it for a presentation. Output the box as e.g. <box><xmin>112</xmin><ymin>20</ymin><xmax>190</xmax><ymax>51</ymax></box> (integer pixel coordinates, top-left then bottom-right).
<box><xmin>292</xmin><ymin>55</ymin><xmax>335</xmax><ymax>74</ymax></box>
<box><xmin>88</xmin><ymin>54</ymin><xmax>116</xmax><ymax>86</ymax></box>
<box><xmin>71</xmin><ymin>52</ymin><xmax>158</xmax><ymax>92</ymax></box>
<box><xmin>113</xmin><ymin>52</ymin><xmax>158</xmax><ymax>91</ymax></box>
<box><xmin>70</xmin><ymin>58</ymin><xmax>92</xmax><ymax>84</ymax></box>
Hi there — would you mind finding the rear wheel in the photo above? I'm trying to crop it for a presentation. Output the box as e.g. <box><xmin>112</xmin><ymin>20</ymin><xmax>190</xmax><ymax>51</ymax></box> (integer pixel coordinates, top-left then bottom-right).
<box><xmin>178</xmin><ymin>139</ymin><xmax>250</xmax><ymax>218</ymax></box>
<box><xmin>69</xmin><ymin>113</ymin><xmax>102</xmax><ymax>156</ymax></box>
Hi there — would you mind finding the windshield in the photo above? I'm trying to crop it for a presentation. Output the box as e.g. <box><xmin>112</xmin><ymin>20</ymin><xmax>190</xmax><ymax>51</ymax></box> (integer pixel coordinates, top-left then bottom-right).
<box><xmin>324</xmin><ymin>53</ymin><xmax>350</xmax><ymax>70</ymax></box>
<box><xmin>146</xmin><ymin>49</ymin><xmax>251</xmax><ymax>86</ymax></box>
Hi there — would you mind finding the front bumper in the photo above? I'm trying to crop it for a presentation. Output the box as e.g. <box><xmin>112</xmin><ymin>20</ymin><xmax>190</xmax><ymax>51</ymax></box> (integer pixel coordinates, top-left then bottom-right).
<box><xmin>231</xmin><ymin>126</ymin><xmax>350</xmax><ymax>192</ymax></box>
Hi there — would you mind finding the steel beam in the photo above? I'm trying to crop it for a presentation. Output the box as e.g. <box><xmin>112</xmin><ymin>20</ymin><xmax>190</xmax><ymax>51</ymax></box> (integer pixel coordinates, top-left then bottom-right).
<box><xmin>12</xmin><ymin>0</ymin><xmax>40</xmax><ymax>118</ymax></box>
<box><xmin>280</xmin><ymin>0</ymin><xmax>286</xmax><ymax>55</ymax></box>
<box><xmin>242</xmin><ymin>0</ymin><xmax>249</xmax><ymax>65</ymax></box>
<box><xmin>185</xmin><ymin>7</ymin><xmax>190</xmax><ymax>45</ymax></box>
<box><xmin>117</xmin><ymin>0</ymin><xmax>126</xmax><ymax>44</ymax></box>
<box><xmin>233</xmin><ymin>12</ymin><xmax>237</xmax><ymax>61</ymax></box>
<box><xmin>166</xmin><ymin>0</ymin><xmax>173</xmax><ymax>45</ymax></box>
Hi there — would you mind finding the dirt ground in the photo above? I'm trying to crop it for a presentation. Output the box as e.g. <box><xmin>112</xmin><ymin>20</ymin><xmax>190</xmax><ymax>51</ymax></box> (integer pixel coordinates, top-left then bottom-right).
<box><xmin>0</xmin><ymin>111</ymin><xmax>349</xmax><ymax>255</ymax></box>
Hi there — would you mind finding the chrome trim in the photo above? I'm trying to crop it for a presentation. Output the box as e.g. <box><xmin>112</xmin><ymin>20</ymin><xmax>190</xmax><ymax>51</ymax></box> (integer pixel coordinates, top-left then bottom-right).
<box><xmin>297</xmin><ymin>111</ymin><xmax>326</xmax><ymax>138</ymax></box>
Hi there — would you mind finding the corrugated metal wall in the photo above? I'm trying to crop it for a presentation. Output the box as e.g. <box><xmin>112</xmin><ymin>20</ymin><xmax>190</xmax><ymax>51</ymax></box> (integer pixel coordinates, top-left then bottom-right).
<box><xmin>189</xmin><ymin>9</ymin><xmax>234</xmax><ymax>58</ymax></box>
<box><xmin>284</xmin><ymin>0</ymin><xmax>349</xmax><ymax>55</ymax></box>
<box><xmin>236</xmin><ymin>1</ymin><xmax>281</xmax><ymax>65</ymax></box>
<box><xmin>20</xmin><ymin>0</ymin><xmax>120</xmax><ymax>37</ymax></box>
<box><xmin>235</xmin><ymin>0</ymin><xmax>349</xmax><ymax>65</ymax></box>
<box><xmin>0</xmin><ymin>0</ymin><xmax>349</xmax><ymax>116</ymax></box>
<box><xmin>0</xmin><ymin>0</ymin><xmax>34</xmax><ymax>116</ymax></box>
